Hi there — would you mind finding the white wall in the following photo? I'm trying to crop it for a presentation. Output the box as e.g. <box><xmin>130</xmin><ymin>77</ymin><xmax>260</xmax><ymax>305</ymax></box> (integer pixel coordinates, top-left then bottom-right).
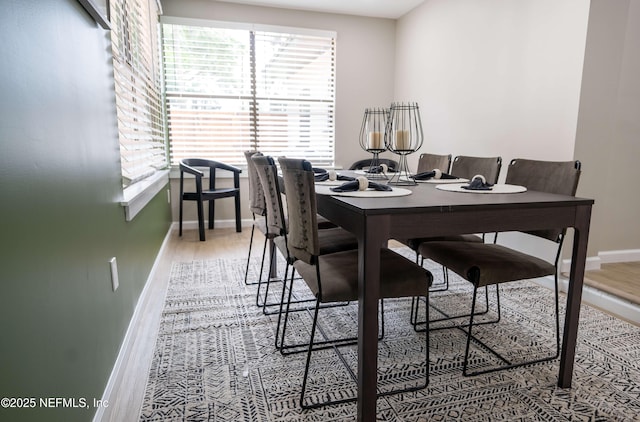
<box><xmin>574</xmin><ymin>0</ymin><xmax>640</xmax><ymax>257</ymax></box>
<box><xmin>394</xmin><ymin>0</ymin><xmax>591</xmax><ymax>261</ymax></box>
<box><xmin>395</xmin><ymin>0</ymin><xmax>590</xmax><ymax>180</ymax></box>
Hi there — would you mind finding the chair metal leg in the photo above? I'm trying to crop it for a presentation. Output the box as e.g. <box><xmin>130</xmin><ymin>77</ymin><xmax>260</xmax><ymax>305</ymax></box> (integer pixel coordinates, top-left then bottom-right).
<box><xmin>428</xmin><ymin>265</ymin><xmax>450</xmax><ymax>292</ymax></box>
<box><xmin>276</xmin><ymin>267</ymin><xmax>297</xmax><ymax>351</ymax></box>
<box><xmin>245</xmin><ymin>223</ymin><xmax>275</xmax><ymax>288</ymax></box>
<box><xmin>417</xmin><ymin>255</ymin><xmax>449</xmax><ymax>293</ymax></box>
<box><xmin>244</xmin><ymin>220</ymin><xmax>262</xmax><ymax>286</ymax></box>
<box><xmin>257</xmin><ymin>251</ymin><xmax>344</xmax><ymax>318</ymax></box>
<box><xmin>462</xmin><ymin>286</ymin><xmax>480</xmax><ymax>376</ymax></box>
<box><xmin>256</xmin><ymin>241</ymin><xmax>275</xmax><ymax>308</ymax></box>
<box><xmin>462</xmin><ymin>282</ymin><xmax>560</xmax><ymax>376</ymax></box>
<box><xmin>244</xmin><ymin>225</ymin><xmax>255</xmax><ymax>281</ymax></box>
<box><xmin>553</xmin><ymin>273</ymin><xmax>561</xmax><ymax>352</ymax></box>
<box><xmin>300</xmin><ymin>294</ymin><xmax>430</xmax><ymax>409</ymax></box>
<box><xmin>255</xmin><ymin>237</ymin><xmax>270</xmax><ymax>306</ymax></box>
<box><xmin>300</xmin><ymin>300</ymin><xmax>321</xmax><ymax>409</ymax></box>
<box><xmin>274</xmin><ymin>263</ymin><xmax>292</xmax><ymax>350</ymax></box>
<box><xmin>411</xmin><ymin>284</ymin><xmax>495</xmax><ymax>332</ymax></box>
<box><xmin>277</xmin><ymin>271</ymin><xmax>360</xmax><ymax>356</ymax></box>
<box><xmin>256</xmin><ymin>242</ymin><xmax>316</xmax><ymax>313</ymax></box>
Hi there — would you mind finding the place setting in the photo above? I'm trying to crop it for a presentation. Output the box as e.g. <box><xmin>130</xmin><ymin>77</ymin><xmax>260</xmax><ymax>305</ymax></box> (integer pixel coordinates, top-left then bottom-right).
<box><xmin>436</xmin><ymin>174</ymin><xmax>527</xmax><ymax>194</ymax></box>
<box><xmin>315</xmin><ymin>175</ymin><xmax>413</xmax><ymax>197</ymax></box>
<box><xmin>313</xmin><ymin>168</ymin><xmax>358</xmax><ymax>186</ymax></box>
<box><xmin>401</xmin><ymin>168</ymin><xmax>468</xmax><ymax>184</ymax></box>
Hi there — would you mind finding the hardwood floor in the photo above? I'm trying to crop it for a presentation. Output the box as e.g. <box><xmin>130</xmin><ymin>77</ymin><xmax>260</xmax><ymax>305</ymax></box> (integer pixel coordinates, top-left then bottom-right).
<box><xmin>98</xmin><ymin>225</ymin><xmax>640</xmax><ymax>421</ymax></box>
<box><xmin>98</xmin><ymin>226</ymin><xmax>252</xmax><ymax>422</ymax></box>
<box><xmin>584</xmin><ymin>261</ymin><xmax>640</xmax><ymax>305</ymax></box>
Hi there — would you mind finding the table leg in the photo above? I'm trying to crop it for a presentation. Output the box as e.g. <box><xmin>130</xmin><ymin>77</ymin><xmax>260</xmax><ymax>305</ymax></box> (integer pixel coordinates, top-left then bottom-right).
<box><xmin>558</xmin><ymin>204</ymin><xmax>592</xmax><ymax>387</ymax></box>
<box><xmin>357</xmin><ymin>215</ymin><xmax>389</xmax><ymax>421</ymax></box>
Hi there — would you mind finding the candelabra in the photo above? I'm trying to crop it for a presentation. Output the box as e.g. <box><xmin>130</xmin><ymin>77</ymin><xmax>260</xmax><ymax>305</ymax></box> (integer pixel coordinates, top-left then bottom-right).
<box><xmin>358</xmin><ymin>107</ymin><xmax>389</xmax><ymax>180</ymax></box>
<box><xmin>385</xmin><ymin>102</ymin><xmax>423</xmax><ymax>185</ymax></box>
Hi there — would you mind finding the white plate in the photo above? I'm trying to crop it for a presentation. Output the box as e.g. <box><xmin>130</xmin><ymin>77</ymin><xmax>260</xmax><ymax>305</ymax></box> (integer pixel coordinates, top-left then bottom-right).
<box><xmin>315</xmin><ymin>176</ymin><xmax>356</xmax><ymax>186</ymax></box>
<box><xmin>436</xmin><ymin>183</ymin><xmax>527</xmax><ymax>194</ymax></box>
<box><xmin>315</xmin><ymin>185</ymin><xmax>413</xmax><ymax>198</ymax></box>
<box><xmin>315</xmin><ymin>180</ymin><xmax>345</xmax><ymax>186</ymax></box>
<box><xmin>352</xmin><ymin>169</ymin><xmax>389</xmax><ymax>176</ymax></box>
<box><xmin>403</xmin><ymin>177</ymin><xmax>468</xmax><ymax>184</ymax></box>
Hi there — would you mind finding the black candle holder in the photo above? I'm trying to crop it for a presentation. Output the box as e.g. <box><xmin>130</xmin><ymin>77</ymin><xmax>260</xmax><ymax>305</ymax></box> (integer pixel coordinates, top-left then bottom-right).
<box><xmin>385</xmin><ymin>102</ymin><xmax>424</xmax><ymax>185</ymax></box>
<box><xmin>359</xmin><ymin>107</ymin><xmax>389</xmax><ymax>180</ymax></box>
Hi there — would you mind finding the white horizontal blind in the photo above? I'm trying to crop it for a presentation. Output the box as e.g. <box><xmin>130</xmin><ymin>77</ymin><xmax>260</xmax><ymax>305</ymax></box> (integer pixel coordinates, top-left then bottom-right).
<box><xmin>162</xmin><ymin>25</ymin><xmax>253</xmax><ymax>165</ymax></box>
<box><xmin>162</xmin><ymin>22</ymin><xmax>335</xmax><ymax>167</ymax></box>
<box><xmin>111</xmin><ymin>0</ymin><xmax>167</xmax><ymax>187</ymax></box>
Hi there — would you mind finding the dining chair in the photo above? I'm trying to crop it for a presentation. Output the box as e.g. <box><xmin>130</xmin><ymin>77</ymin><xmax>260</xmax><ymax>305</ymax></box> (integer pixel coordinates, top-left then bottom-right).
<box><xmin>279</xmin><ymin>157</ymin><xmax>433</xmax><ymax>409</ymax></box>
<box><xmin>243</xmin><ymin>151</ymin><xmax>271</xmax><ymax>286</ymax></box>
<box><xmin>245</xmin><ymin>154</ymin><xmax>336</xmax><ymax>304</ymax></box>
<box><xmin>418</xmin><ymin>158</ymin><xmax>582</xmax><ymax>376</ymax></box>
<box><xmin>348</xmin><ymin>157</ymin><xmax>399</xmax><ymax>172</ymax></box>
<box><xmin>450</xmin><ymin>155</ymin><xmax>502</xmax><ymax>184</ymax></box>
<box><xmin>416</xmin><ymin>152</ymin><xmax>452</xmax><ymax>174</ymax></box>
<box><xmin>401</xmin><ymin>155</ymin><xmax>503</xmax><ymax>291</ymax></box>
<box><xmin>179</xmin><ymin>158</ymin><xmax>242</xmax><ymax>241</ymax></box>
<box><xmin>251</xmin><ymin>155</ymin><xmax>358</xmax><ymax>333</ymax></box>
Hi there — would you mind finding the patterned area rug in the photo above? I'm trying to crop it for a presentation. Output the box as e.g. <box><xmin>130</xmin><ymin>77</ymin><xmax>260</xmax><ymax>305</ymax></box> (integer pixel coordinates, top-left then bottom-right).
<box><xmin>140</xmin><ymin>251</ymin><xmax>640</xmax><ymax>421</ymax></box>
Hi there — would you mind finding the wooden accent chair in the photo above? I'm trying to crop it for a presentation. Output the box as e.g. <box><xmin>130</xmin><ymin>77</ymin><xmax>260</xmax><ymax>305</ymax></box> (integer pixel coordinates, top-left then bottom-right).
<box><xmin>179</xmin><ymin>158</ymin><xmax>241</xmax><ymax>241</ymax></box>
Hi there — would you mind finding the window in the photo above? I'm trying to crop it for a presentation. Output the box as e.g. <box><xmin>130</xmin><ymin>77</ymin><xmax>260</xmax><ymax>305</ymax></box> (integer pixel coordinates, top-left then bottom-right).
<box><xmin>111</xmin><ymin>0</ymin><xmax>167</xmax><ymax>188</ymax></box>
<box><xmin>161</xmin><ymin>19</ymin><xmax>336</xmax><ymax>167</ymax></box>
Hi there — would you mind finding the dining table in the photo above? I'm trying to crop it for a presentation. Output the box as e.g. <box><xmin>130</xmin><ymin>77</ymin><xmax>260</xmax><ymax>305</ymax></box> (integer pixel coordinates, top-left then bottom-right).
<box><xmin>314</xmin><ymin>176</ymin><xmax>594</xmax><ymax>421</ymax></box>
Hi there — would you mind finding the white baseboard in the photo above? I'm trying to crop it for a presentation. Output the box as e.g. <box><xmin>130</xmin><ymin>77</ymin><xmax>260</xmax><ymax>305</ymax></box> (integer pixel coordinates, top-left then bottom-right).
<box><xmin>560</xmin><ymin>255</ymin><xmax>601</xmax><ymax>273</ymax></box>
<box><xmin>598</xmin><ymin>249</ymin><xmax>640</xmax><ymax>264</ymax></box>
<box><xmin>175</xmin><ymin>218</ymin><xmax>253</xmax><ymax>230</ymax></box>
<box><xmin>93</xmin><ymin>228</ymin><xmax>173</xmax><ymax>422</ymax></box>
<box><xmin>560</xmin><ymin>248</ymin><xmax>640</xmax><ymax>273</ymax></box>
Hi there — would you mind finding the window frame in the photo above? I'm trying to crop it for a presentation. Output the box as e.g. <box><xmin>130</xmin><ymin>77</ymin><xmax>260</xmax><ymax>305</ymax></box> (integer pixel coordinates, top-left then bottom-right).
<box><xmin>160</xmin><ymin>17</ymin><xmax>337</xmax><ymax>170</ymax></box>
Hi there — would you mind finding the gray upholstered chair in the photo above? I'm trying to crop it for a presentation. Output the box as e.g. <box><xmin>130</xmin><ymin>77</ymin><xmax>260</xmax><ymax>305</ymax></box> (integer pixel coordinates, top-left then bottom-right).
<box><xmin>243</xmin><ymin>151</ymin><xmax>271</xmax><ymax>286</ymax></box>
<box><xmin>349</xmin><ymin>157</ymin><xmax>399</xmax><ymax>172</ymax></box>
<box><xmin>416</xmin><ymin>152</ymin><xmax>452</xmax><ymax>174</ymax></box>
<box><xmin>419</xmin><ymin>158</ymin><xmax>582</xmax><ymax>376</ymax></box>
<box><xmin>279</xmin><ymin>157</ymin><xmax>433</xmax><ymax>409</ymax></box>
<box><xmin>245</xmin><ymin>151</ymin><xmax>336</xmax><ymax>292</ymax></box>
<box><xmin>179</xmin><ymin>158</ymin><xmax>242</xmax><ymax>241</ymax></box>
<box><xmin>404</xmin><ymin>156</ymin><xmax>503</xmax><ymax>257</ymax></box>
<box><xmin>402</xmin><ymin>155</ymin><xmax>502</xmax><ymax>296</ymax></box>
<box><xmin>450</xmin><ymin>155</ymin><xmax>502</xmax><ymax>184</ymax></box>
<box><xmin>251</xmin><ymin>155</ymin><xmax>358</xmax><ymax>327</ymax></box>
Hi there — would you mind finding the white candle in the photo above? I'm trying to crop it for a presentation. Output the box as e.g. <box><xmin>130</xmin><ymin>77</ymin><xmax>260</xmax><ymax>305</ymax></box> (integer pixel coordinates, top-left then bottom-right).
<box><xmin>395</xmin><ymin>130</ymin><xmax>410</xmax><ymax>150</ymax></box>
<box><xmin>368</xmin><ymin>131</ymin><xmax>382</xmax><ymax>150</ymax></box>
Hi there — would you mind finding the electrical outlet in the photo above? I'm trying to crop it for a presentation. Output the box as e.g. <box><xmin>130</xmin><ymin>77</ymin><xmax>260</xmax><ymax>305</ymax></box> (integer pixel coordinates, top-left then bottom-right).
<box><xmin>110</xmin><ymin>257</ymin><xmax>119</xmax><ymax>291</ymax></box>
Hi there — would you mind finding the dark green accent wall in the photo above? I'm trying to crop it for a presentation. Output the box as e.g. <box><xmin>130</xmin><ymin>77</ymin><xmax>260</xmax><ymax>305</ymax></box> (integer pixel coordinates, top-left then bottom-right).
<box><xmin>0</xmin><ymin>1</ymin><xmax>171</xmax><ymax>421</ymax></box>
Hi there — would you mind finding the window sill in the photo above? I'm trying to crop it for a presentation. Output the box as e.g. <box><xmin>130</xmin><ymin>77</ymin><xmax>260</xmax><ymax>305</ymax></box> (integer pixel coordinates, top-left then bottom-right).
<box><xmin>121</xmin><ymin>170</ymin><xmax>170</xmax><ymax>221</ymax></box>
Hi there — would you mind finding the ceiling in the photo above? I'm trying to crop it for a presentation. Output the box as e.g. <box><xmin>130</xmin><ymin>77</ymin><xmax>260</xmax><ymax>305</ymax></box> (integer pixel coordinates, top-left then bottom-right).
<box><xmin>215</xmin><ymin>0</ymin><xmax>427</xmax><ymax>19</ymax></box>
